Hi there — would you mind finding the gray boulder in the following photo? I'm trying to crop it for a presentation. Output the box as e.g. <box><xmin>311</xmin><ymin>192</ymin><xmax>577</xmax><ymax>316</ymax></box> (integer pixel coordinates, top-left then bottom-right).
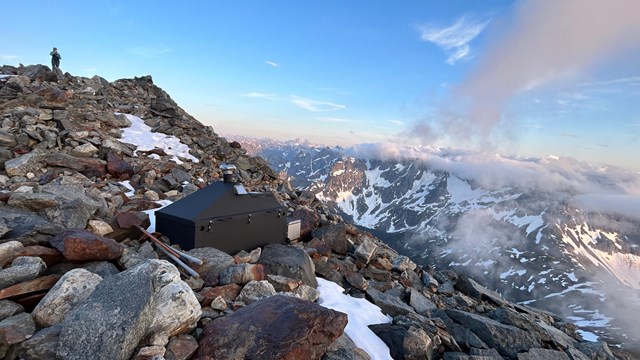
<box><xmin>445</xmin><ymin>309</ymin><xmax>542</xmax><ymax>359</ymax></box>
<box><xmin>365</xmin><ymin>287</ymin><xmax>415</xmax><ymax>317</ymax></box>
<box><xmin>259</xmin><ymin>243</ymin><xmax>317</xmax><ymax>288</ymax></box>
<box><xmin>13</xmin><ymin>324</ymin><xmax>61</xmax><ymax>360</ymax></box>
<box><xmin>0</xmin><ymin>256</ymin><xmax>46</xmax><ymax>290</ymax></box>
<box><xmin>0</xmin><ymin>312</ymin><xmax>35</xmax><ymax>345</ymax></box>
<box><xmin>517</xmin><ymin>348</ymin><xmax>570</xmax><ymax>359</ymax></box>
<box><xmin>57</xmin><ymin>260</ymin><xmax>200</xmax><ymax>360</ymax></box>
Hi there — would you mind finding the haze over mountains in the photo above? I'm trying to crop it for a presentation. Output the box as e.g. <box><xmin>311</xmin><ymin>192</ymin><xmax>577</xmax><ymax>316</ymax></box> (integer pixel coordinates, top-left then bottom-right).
<box><xmin>239</xmin><ymin>136</ymin><xmax>640</xmax><ymax>348</ymax></box>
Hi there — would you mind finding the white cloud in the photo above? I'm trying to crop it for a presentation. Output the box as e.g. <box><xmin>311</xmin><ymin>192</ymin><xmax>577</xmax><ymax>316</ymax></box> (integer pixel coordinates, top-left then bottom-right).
<box><xmin>0</xmin><ymin>54</ymin><xmax>19</xmax><ymax>61</ymax></box>
<box><xmin>291</xmin><ymin>96</ymin><xmax>346</xmax><ymax>112</ymax></box>
<box><xmin>128</xmin><ymin>47</ymin><xmax>172</xmax><ymax>57</ymax></box>
<box><xmin>418</xmin><ymin>14</ymin><xmax>491</xmax><ymax>65</ymax></box>
<box><xmin>389</xmin><ymin>119</ymin><xmax>403</xmax><ymax>126</ymax></box>
<box><xmin>265</xmin><ymin>61</ymin><xmax>281</xmax><ymax>67</ymax></box>
<box><xmin>241</xmin><ymin>92</ymin><xmax>278</xmax><ymax>99</ymax></box>
<box><xmin>347</xmin><ymin>142</ymin><xmax>640</xmax><ymax>197</ymax></box>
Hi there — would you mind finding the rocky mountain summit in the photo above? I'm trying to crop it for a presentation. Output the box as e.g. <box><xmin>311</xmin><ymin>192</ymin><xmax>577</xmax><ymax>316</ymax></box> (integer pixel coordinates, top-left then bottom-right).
<box><xmin>0</xmin><ymin>64</ymin><xmax>635</xmax><ymax>359</ymax></box>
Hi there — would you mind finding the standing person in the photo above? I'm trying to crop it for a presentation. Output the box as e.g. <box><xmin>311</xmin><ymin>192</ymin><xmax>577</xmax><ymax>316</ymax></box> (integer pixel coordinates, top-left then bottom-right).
<box><xmin>50</xmin><ymin>47</ymin><xmax>61</xmax><ymax>69</ymax></box>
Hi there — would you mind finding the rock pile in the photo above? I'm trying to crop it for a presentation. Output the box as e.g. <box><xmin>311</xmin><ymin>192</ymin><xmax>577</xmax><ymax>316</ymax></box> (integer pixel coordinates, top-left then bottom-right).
<box><xmin>0</xmin><ymin>64</ymin><xmax>636</xmax><ymax>359</ymax></box>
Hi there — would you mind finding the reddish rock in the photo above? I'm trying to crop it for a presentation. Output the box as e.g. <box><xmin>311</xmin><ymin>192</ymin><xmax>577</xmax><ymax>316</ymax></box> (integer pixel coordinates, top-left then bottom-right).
<box><xmin>116</xmin><ymin>211</ymin><xmax>148</xmax><ymax>230</ymax></box>
<box><xmin>48</xmin><ymin>229</ymin><xmax>124</xmax><ymax>261</ymax></box>
<box><xmin>106</xmin><ymin>152</ymin><xmax>134</xmax><ymax>180</ymax></box>
<box><xmin>165</xmin><ymin>334</ymin><xmax>199</xmax><ymax>360</ymax></box>
<box><xmin>0</xmin><ymin>274</ymin><xmax>61</xmax><ymax>300</ymax></box>
<box><xmin>290</xmin><ymin>207</ymin><xmax>320</xmax><ymax>241</ymax></box>
<box><xmin>306</xmin><ymin>238</ymin><xmax>332</xmax><ymax>258</ymax></box>
<box><xmin>44</xmin><ymin>153</ymin><xmax>107</xmax><ymax>178</ymax></box>
<box><xmin>195</xmin><ymin>295</ymin><xmax>347</xmax><ymax>360</ymax></box>
<box><xmin>199</xmin><ymin>284</ymin><xmax>242</xmax><ymax>306</ymax></box>
<box><xmin>13</xmin><ymin>246</ymin><xmax>63</xmax><ymax>267</ymax></box>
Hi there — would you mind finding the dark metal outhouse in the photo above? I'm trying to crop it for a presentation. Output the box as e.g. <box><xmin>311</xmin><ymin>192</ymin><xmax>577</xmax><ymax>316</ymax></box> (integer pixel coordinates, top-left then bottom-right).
<box><xmin>155</xmin><ymin>166</ymin><xmax>287</xmax><ymax>254</ymax></box>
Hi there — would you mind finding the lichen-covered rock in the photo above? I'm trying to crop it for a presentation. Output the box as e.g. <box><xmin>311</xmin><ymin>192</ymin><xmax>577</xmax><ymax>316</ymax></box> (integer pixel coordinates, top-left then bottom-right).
<box><xmin>57</xmin><ymin>260</ymin><xmax>200</xmax><ymax>360</ymax></box>
<box><xmin>32</xmin><ymin>268</ymin><xmax>103</xmax><ymax>327</ymax></box>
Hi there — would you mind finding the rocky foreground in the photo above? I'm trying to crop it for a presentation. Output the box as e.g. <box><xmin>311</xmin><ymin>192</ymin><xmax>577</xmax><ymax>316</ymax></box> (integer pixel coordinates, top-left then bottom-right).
<box><xmin>0</xmin><ymin>64</ymin><xmax>636</xmax><ymax>360</ymax></box>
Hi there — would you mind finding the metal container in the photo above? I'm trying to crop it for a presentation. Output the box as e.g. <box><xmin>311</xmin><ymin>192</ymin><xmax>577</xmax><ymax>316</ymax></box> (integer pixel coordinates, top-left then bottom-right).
<box><xmin>155</xmin><ymin>170</ymin><xmax>287</xmax><ymax>254</ymax></box>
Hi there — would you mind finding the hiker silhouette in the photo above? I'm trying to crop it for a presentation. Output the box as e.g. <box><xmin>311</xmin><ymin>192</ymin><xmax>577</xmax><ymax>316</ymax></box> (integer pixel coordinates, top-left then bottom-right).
<box><xmin>50</xmin><ymin>47</ymin><xmax>61</xmax><ymax>69</ymax></box>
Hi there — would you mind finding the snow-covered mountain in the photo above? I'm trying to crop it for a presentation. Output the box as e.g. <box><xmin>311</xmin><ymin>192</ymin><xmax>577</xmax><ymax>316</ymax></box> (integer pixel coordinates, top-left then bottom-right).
<box><xmin>238</xmin><ymin>136</ymin><xmax>640</xmax><ymax>348</ymax></box>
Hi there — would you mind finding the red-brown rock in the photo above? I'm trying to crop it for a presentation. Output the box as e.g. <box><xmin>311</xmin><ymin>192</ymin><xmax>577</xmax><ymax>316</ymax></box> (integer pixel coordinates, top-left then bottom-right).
<box><xmin>165</xmin><ymin>334</ymin><xmax>199</xmax><ymax>360</ymax></box>
<box><xmin>44</xmin><ymin>153</ymin><xmax>107</xmax><ymax>178</ymax></box>
<box><xmin>306</xmin><ymin>238</ymin><xmax>332</xmax><ymax>258</ymax></box>
<box><xmin>13</xmin><ymin>246</ymin><xmax>63</xmax><ymax>267</ymax></box>
<box><xmin>195</xmin><ymin>295</ymin><xmax>347</xmax><ymax>360</ymax></box>
<box><xmin>199</xmin><ymin>284</ymin><xmax>242</xmax><ymax>306</ymax></box>
<box><xmin>48</xmin><ymin>229</ymin><xmax>124</xmax><ymax>261</ymax></box>
<box><xmin>0</xmin><ymin>274</ymin><xmax>61</xmax><ymax>300</ymax></box>
<box><xmin>106</xmin><ymin>152</ymin><xmax>134</xmax><ymax>180</ymax></box>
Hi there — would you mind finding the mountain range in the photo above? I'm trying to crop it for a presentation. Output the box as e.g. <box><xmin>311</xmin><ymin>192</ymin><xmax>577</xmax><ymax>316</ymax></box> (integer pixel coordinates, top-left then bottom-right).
<box><xmin>239</xmin><ymin>136</ymin><xmax>640</xmax><ymax>348</ymax></box>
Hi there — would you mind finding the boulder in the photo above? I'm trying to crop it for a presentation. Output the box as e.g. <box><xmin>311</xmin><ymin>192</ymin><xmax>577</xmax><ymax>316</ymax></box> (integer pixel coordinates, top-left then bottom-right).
<box><xmin>0</xmin><ymin>241</ymin><xmax>23</xmax><ymax>267</ymax></box>
<box><xmin>259</xmin><ymin>243</ymin><xmax>317</xmax><ymax>288</ymax></box>
<box><xmin>312</xmin><ymin>224</ymin><xmax>349</xmax><ymax>255</ymax></box>
<box><xmin>354</xmin><ymin>235</ymin><xmax>378</xmax><ymax>264</ymax></box>
<box><xmin>106</xmin><ymin>152</ymin><xmax>134</xmax><ymax>179</ymax></box>
<box><xmin>445</xmin><ymin>309</ymin><xmax>542</xmax><ymax>359</ymax></box>
<box><xmin>409</xmin><ymin>288</ymin><xmax>438</xmax><ymax>316</ymax></box>
<box><xmin>48</xmin><ymin>229</ymin><xmax>123</xmax><ymax>261</ymax></box>
<box><xmin>13</xmin><ymin>324</ymin><xmax>61</xmax><ymax>360</ymax></box>
<box><xmin>7</xmin><ymin>192</ymin><xmax>59</xmax><ymax>212</ymax></box>
<box><xmin>57</xmin><ymin>260</ymin><xmax>200</xmax><ymax>360</ymax></box>
<box><xmin>13</xmin><ymin>245</ymin><xmax>63</xmax><ymax>267</ymax></box>
<box><xmin>165</xmin><ymin>334</ymin><xmax>198</xmax><ymax>360</ymax></box>
<box><xmin>369</xmin><ymin>324</ymin><xmax>434</xmax><ymax>360</ymax></box>
<box><xmin>0</xmin><ymin>312</ymin><xmax>35</xmax><ymax>345</ymax></box>
<box><xmin>322</xmin><ymin>333</ymin><xmax>371</xmax><ymax>360</ymax></box>
<box><xmin>187</xmin><ymin>247</ymin><xmax>235</xmax><ymax>287</ymax></box>
<box><xmin>218</xmin><ymin>263</ymin><xmax>265</xmax><ymax>285</ymax></box>
<box><xmin>0</xmin><ymin>300</ymin><xmax>23</xmax><ymax>321</ymax></box>
<box><xmin>195</xmin><ymin>295</ymin><xmax>347</xmax><ymax>360</ymax></box>
<box><xmin>236</xmin><ymin>280</ymin><xmax>277</xmax><ymax>305</ymax></box>
<box><xmin>517</xmin><ymin>348</ymin><xmax>570</xmax><ymax>360</ymax></box>
<box><xmin>392</xmin><ymin>255</ymin><xmax>417</xmax><ymax>272</ymax></box>
<box><xmin>4</xmin><ymin>148</ymin><xmax>47</xmax><ymax>177</ymax></box>
<box><xmin>31</xmin><ymin>268</ymin><xmax>103</xmax><ymax>327</ymax></box>
<box><xmin>44</xmin><ymin>153</ymin><xmax>107</xmax><ymax>178</ymax></box>
<box><xmin>199</xmin><ymin>284</ymin><xmax>242</xmax><ymax>306</ymax></box>
<box><xmin>0</xmin><ymin>256</ymin><xmax>47</xmax><ymax>290</ymax></box>
<box><xmin>145</xmin><ymin>262</ymin><xmax>202</xmax><ymax>346</ymax></box>
<box><xmin>365</xmin><ymin>287</ymin><xmax>414</xmax><ymax>318</ymax></box>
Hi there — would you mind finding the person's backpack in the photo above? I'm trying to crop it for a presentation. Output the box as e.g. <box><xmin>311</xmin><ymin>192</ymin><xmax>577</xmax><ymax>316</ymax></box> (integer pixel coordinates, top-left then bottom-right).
<box><xmin>56</xmin><ymin>53</ymin><xmax>61</xmax><ymax>60</ymax></box>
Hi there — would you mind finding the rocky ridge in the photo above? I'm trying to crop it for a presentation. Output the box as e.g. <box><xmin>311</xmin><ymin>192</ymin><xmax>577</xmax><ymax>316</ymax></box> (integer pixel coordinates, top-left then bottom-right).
<box><xmin>0</xmin><ymin>64</ymin><xmax>635</xmax><ymax>359</ymax></box>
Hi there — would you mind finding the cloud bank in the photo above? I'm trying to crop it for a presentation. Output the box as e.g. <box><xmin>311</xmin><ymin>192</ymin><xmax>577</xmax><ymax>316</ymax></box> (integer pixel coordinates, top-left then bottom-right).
<box><xmin>347</xmin><ymin>142</ymin><xmax>640</xmax><ymax>220</ymax></box>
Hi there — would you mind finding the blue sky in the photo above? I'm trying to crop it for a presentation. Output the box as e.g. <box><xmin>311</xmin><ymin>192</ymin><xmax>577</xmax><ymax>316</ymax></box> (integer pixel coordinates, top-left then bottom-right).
<box><xmin>3</xmin><ymin>0</ymin><xmax>639</xmax><ymax>171</ymax></box>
